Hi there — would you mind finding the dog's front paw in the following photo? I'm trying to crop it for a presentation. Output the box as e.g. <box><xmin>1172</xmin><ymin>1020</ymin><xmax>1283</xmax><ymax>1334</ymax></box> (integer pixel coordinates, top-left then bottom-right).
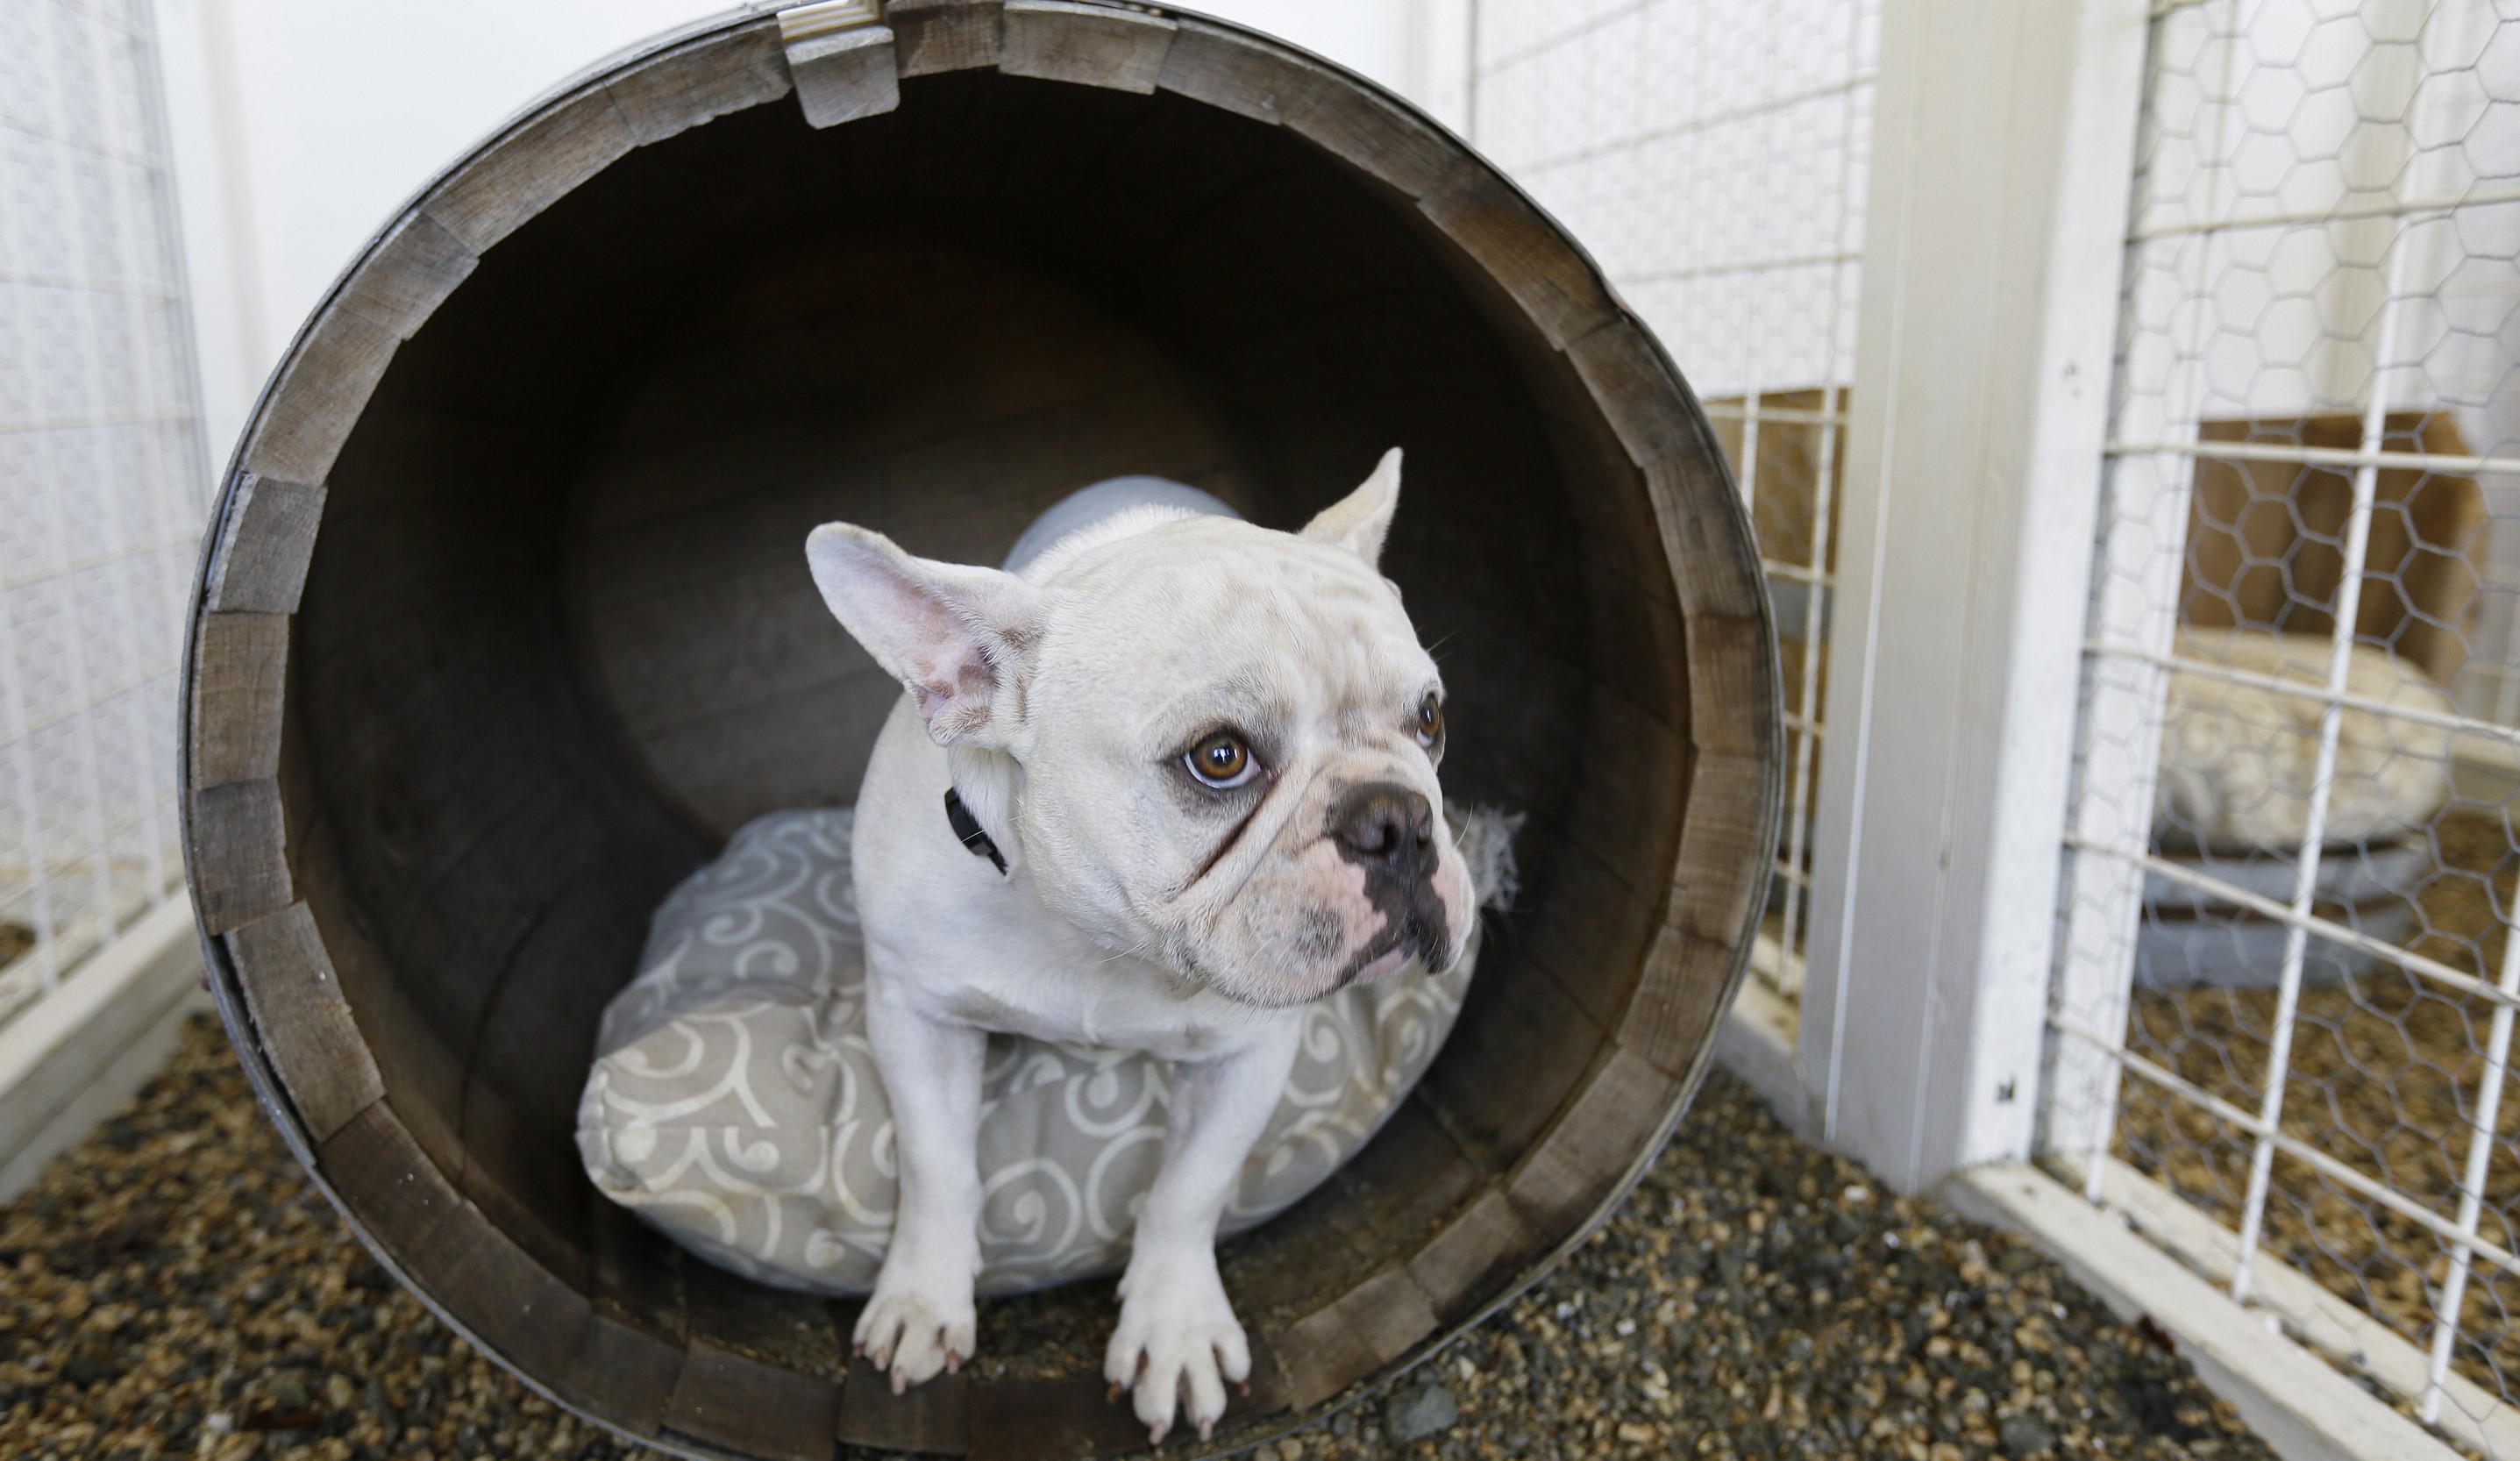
<box><xmin>1105</xmin><ymin>1252</ymin><xmax>1249</xmax><ymax>1444</ymax></box>
<box><xmin>854</xmin><ymin>1265</ymin><xmax>977</xmax><ymax>1393</ymax></box>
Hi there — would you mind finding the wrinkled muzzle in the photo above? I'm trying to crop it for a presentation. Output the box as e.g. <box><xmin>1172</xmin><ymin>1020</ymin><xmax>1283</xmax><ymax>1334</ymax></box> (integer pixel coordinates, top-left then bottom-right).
<box><xmin>1187</xmin><ymin>778</ymin><xmax>1478</xmax><ymax>1008</ymax></box>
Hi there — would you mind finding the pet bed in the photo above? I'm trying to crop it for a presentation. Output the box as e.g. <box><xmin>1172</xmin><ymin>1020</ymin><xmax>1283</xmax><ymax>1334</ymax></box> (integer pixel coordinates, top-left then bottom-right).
<box><xmin>578</xmin><ymin>803</ymin><xmax>1518</xmax><ymax>1295</ymax></box>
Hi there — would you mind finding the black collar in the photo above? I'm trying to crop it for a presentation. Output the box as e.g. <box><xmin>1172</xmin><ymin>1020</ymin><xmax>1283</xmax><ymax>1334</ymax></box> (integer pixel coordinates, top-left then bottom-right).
<box><xmin>943</xmin><ymin>788</ymin><xmax>1008</xmax><ymax>875</ymax></box>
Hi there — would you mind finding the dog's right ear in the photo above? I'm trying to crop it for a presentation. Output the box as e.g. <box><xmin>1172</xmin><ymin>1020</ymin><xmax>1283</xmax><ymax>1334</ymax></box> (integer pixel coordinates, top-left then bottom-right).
<box><xmin>1300</xmin><ymin>446</ymin><xmax>1402</xmax><ymax>567</ymax></box>
<box><xmin>806</xmin><ymin>524</ymin><xmax>1045</xmax><ymax>750</ymax></box>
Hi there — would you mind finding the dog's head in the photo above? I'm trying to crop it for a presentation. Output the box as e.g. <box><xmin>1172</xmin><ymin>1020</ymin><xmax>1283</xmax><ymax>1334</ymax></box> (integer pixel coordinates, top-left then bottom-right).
<box><xmin>807</xmin><ymin>450</ymin><xmax>1477</xmax><ymax>1007</ymax></box>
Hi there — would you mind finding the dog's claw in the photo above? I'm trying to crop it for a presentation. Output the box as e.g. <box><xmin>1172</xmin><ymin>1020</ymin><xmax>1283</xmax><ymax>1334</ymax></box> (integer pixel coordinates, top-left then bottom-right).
<box><xmin>1237</xmin><ymin>1381</ymin><xmax>1250</xmax><ymax>1397</ymax></box>
<box><xmin>1107</xmin><ymin>1381</ymin><xmax>1123</xmax><ymax>1404</ymax></box>
<box><xmin>1197</xmin><ymin>1420</ymin><xmax>1214</xmax><ymax>1442</ymax></box>
<box><xmin>1149</xmin><ymin>1422</ymin><xmax>1169</xmax><ymax>1447</ymax></box>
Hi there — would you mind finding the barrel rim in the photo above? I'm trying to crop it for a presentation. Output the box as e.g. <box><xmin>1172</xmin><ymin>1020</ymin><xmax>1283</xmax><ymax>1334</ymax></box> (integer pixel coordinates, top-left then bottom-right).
<box><xmin>176</xmin><ymin>4</ymin><xmax>1785</xmax><ymax>1456</ymax></box>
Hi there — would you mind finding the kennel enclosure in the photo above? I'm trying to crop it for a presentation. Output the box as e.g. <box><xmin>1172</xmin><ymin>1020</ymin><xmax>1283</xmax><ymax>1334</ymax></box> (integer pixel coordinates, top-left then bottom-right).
<box><xmin>1513</xmin><ymin>0</ymin><xmax>2520</xmax><ymax>1445</ymax></box>
<box><xmin>0</xmin><ymin>0</ymin><xmax>207</xmax><ymax>1037</ymax></box>
<box><xmin>176</xmin><ymin>4</ymin><xmax>1781</xmax><ymax>1458</ymax></box>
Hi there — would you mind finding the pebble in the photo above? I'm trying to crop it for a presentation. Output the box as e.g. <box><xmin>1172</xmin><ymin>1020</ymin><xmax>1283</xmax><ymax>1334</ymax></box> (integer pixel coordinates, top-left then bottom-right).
<box><xmin>0</xmin><ymin>1016</ymin><xmax>2284</xmax><ymax>1459</ymax></box>
<box><xmin>1386</xmin><ymin>1379</ymin><xmax>1459</xmax><ymax>1443</ymax></box>
<box><xmin>1999</xmin><ymin>1413</ymin><xmax>2056</xmax><ymax>1457</ymax></box>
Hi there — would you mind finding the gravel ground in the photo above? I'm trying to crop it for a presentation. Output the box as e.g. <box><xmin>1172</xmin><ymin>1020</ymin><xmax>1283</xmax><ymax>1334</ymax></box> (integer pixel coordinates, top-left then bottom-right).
<box><xmin>0</xmin><ymin>1013</ymin><xmax>2274</xmax><ymax>1460</ymax></box>
<box><xmin>2119</xmin><ymin>805</ymin><xmax>2520</xmax><ymax>1412</ymax></box>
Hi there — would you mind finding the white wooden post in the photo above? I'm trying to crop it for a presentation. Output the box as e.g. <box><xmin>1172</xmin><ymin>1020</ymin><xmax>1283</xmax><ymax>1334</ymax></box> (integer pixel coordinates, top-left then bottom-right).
<box><xmin>1795</xmin><ymin>0</ymin><xmax>2152</xmax><ymax>1192</ymax></box>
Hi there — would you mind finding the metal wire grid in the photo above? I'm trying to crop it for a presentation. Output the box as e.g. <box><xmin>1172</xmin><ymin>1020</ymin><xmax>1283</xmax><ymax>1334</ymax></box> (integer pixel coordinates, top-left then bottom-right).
<box><xmin>0</xmin><ymin>0</ymin><xmax>210</xmax><ymax>1027</ymax></box>
<box><xmin>2048</xmin><ymin>0</ymin><xmax>2520</xmax><ymax>1445</ymax></box>
<box><xmin>1464</xmin><ymin>0</ymin><xmax>1879</xmax><ymax>996</ymax></box>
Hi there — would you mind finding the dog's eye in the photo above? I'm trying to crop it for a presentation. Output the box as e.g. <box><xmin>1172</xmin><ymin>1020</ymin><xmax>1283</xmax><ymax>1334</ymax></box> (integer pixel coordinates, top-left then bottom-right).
<box><xmin>1415</xmin><ymin>695</ymin><xmax>1444</xmax><ymax>748</ymax></box>
<box><xmin>1185</xmin><ymin>730</ymin><xmax>1259</xmax><ymax>789</ymax></box>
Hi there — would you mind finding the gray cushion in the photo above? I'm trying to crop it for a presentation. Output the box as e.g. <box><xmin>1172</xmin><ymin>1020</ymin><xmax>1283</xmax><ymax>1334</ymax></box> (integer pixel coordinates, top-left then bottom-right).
<box><xmin>577</xmin><ymin>803</ymin><xmax>1515</xmax><ymax>1297</ymax></box>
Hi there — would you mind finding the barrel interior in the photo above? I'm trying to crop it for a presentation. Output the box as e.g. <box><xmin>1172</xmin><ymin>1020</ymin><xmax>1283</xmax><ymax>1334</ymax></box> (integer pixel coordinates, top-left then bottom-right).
<box><xmin>278</xmin><ymin>60</ymin><xmax>1696</xmax><ymax>1442</ymax></box>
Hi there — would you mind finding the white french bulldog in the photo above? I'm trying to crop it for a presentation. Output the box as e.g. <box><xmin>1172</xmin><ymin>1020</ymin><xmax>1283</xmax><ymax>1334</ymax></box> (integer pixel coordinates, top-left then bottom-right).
<box><xmin>803</xmin><ymin>449</ymin><xmax>1479</xmax><ymax>1443</ymax></box>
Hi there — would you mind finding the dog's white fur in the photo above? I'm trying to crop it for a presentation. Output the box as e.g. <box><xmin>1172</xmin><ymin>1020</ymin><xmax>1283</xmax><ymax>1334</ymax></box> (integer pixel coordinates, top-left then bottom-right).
<box><xmin>804</xmin><ymin>451</ymin><xmax>1477</xmax><ymax>1443</ymax></box>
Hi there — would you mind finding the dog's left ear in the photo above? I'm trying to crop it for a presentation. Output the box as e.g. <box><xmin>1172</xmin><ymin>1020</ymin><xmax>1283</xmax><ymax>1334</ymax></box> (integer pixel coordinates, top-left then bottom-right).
<box><xmin>1300</xmin><ymin>447</ymin><xmax>1402</xmax><ymax>568</ymax></box>
<box><xmin>805</xmin><ymin>524</ymin><xmax>1044</xmax><ymax>750</ymax></box>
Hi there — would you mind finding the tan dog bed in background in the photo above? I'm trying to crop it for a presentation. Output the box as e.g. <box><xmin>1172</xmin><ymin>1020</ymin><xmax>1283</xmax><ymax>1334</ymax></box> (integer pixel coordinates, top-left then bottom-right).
<box><xmin>2142</xmin><ymin>629</ymin><xmax>2455</xmax><ymax>987</ymax></box>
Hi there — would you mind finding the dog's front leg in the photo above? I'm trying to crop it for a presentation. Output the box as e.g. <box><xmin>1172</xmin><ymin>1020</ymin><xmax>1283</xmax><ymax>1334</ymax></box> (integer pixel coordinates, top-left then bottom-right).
<box><xmin>1107</xmin><ymin>1017</ymin><xmax>1303</xmax><ymax>1444</ymax></box>
<box><xmin>856</xmin><ymin>984</ymin><xmax>986</xmax><ymax>1392</ymax></box>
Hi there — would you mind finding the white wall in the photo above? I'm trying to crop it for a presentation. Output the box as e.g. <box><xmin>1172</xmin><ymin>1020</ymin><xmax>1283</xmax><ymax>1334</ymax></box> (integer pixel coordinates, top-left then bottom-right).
<box><xmin>149</xmin><ymin>0</ymin><xmax>1425</xmax><ymax>474</ymax></box>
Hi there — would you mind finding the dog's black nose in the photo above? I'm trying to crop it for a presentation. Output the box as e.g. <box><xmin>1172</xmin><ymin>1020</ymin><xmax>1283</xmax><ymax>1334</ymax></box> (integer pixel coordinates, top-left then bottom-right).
<box><xmin>1329</xmin><ymin>781</ymin><xmax>1435</xmax><ymax>880</ymax></box>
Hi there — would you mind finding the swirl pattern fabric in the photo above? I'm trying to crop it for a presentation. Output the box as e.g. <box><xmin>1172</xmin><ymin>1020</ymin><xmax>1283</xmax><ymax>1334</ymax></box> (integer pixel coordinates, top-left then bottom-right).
<box><xmin>576</xmin><ymin>805</ymin><xmax>1512</xmax><ymax>1297</ymax></box>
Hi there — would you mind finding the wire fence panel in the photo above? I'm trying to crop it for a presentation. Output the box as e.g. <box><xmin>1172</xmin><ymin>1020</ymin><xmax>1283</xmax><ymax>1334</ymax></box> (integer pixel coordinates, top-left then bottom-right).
<box><xmin>0</xmin><ymin>0</ymin><xmax>209</xmax><ymax>1028</ymax></box>
<box><xmin>1467</xmin><ymin>0</ymin><xmax>1879</xmax><ymax>1000</ymax></box>
<box><xmin>2050</xmin><ymin>0</ymin><xmax>2520</xmax><ymax>1448</ymax></box>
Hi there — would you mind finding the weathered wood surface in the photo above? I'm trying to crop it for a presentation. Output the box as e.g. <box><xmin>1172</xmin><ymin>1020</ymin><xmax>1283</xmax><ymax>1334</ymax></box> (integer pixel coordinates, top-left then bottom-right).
<box><xmin>1420</xmin><ymin>172</ymin><xmax>1619</xmax><ymax>347</ymax></box>
<box><xmin>786</xmin><ymin>24</ymin><xmax>901</xmax><ymax>128</ymax></box>
<box><xmin>588</xmin><ymin>1193</ymin><xmax>687</xmax><ymax>1344</ymax></box>
<box><xmin>1673</xmin><ymin>749</ymin><xmax>1776</xmax><ymax>937</ymax></box>
<box><xmin>664</xmin><ymin>1341</ymin><xmax>841</xmax><ymax>1461</ymax></box>
<box><xmin>1271</xmin><ymin>1265</ymin><xmax>1439</xmax><ymax>1410</ymax></box>
<box><xmin>422</xmin><ymin>87</ymin><xmax>637</xmax><ymax>253</ymax></box>
<box><xmin>336</xmin><ymin>213</ymin><xmax>476</xmax><ymax>342</ymax></box>
<box><xmin>1648</xmin><ymin>455</ymin><xmax>1770</xmax><ymax>621</ymax></box>
<box><xmin>317</xmin><ymin>1101</ymin><xmax>465</xmax><ymax>1272</ymax></box>
<box><xmin>836</xmin><ymin>1354</ymin><xmax>972</xmax><ymax>1451</ymax></box>
<box><xmin>1000</xmin><ymin>0</ymin><xmax>1174</xmax><ymax>93</ymax></box>
<box><xmin>967</xmin><ymin>1374</ymin><xmax>1176</xmax><ymax>1460</ymax></box>
<box><xmin>1154</xmin><ymin>22</ymin><xmax>1460</xmax><ymax>198</ymax></box>
<box><xmin>189</xmin><ymin>612</ymin><xmax>287</xmax><ymax>788</ymax></box>
<box><xmin>890</xmin><ymin>0</ymin><xmax>1004</xmax><ymax>75</ymax></box>
<box><xmin>1684</xmin><ymin>616</ymin><xmax>1779</xmax><ymax>758</ymax></box>
<box><xmin>1157</xmin><ymin>19</ymin><xmax>1313</xmax><ymax>125</ymax></box>
<box><xmin>1565</xmin><ymin>318</ymin><xmax>1713</xmax><ymax>468</ymax></box>
<box><xmin>609</xmin><ymin>20</ymin><xmax>791</xmax><ymax>145</ymax></box>
<box><xmin>1621</xmin><ymin>923</ymin><xmax>1754</xmax><ymax>1078</ymax></box>
<box><xmin>188</xmin><ymin>779</ymin><xmax>290</xmax><ymax>934</ymax></box>
<box><xmin>1407</xmin><ymin>1188</ymin><xmax>1542</xmax><ymax>1326</ymax></box>
<box><xmin>567</xmin><ymin>1315</ymin><xmax>685</xmax><ymax>1438</ymax></box>
<box><xmin>1504</xmin><ymin>1045</ymin><xmax>1677</xmax><ymax>1235</ymax></box>
<box><xmin>1221</xmin><ymin>1094</ymin><xmax>1477</xmax><ymax>1330</ymax></box>
<box><xmin>225</xmin><ymin>902</ymin><xmax>381</xmax><ymax>1144</ymax></box>
<box><xmin>681</xmin><ymin>1271</ymin><xmax>847</xmax><ymax>1383</ymax></box>
<box><xmin>237</xmin><ymin>309</ymin><xmax>397</xmax><ymax>487</ymax></box>
<box><xmin>202</xmin><ymin>476</ymin><xmax>324</xmax><ymax>614</ymax></box>
<box><xmin>189</xmin><ymin>6</ymin><xmax>1779</xmax><ymax>1457</ymax></box>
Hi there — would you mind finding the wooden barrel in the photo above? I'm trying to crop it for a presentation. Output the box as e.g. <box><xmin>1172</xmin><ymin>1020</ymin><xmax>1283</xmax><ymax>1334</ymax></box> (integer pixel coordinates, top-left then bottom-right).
<box><xmin>179</xmin><ymin>5</ymin><xmax>1780</xmax><ymax>1457</ymax></box>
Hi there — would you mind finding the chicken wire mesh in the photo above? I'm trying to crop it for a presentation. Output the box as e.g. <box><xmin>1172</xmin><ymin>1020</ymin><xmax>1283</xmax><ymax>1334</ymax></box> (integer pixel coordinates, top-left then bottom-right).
<box><xmin>0</xmin><ymin>0</ymin><xmax>209</xmax><ymax>1029</ymax></box>
<box><xmin>2048</xmin><ymin>0</ymin><xmax>2520</xmax><ymax>1449</ymax></box>
<box><xmin>1465</xmin><ymin>0</ymin><xmax>1877</xmax><ymax>1003</ymax></box>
